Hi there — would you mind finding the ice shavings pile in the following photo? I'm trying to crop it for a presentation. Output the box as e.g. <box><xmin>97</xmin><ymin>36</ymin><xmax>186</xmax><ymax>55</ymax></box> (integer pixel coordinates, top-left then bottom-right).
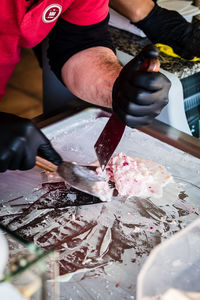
<box><xmin>93</xmin><ymin>152</ymin><xmax>173</xmax><ymax>201</ymax></box>
<box><xmin>91</xmin><ymin>181</ymin><xmax>114</xmax><ymax>202</ymax></box>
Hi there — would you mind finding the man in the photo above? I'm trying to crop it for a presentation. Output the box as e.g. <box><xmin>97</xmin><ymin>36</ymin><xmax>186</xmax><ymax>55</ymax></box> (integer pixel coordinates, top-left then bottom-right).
<box><xmin>0</xmin><ymin>0</ymin><xmax>170</xmax><ymax>172</ymax></box>
<box><xmin>109</xmin><ymin>0</ymin><xmax>200</xmax><ymax>59</ymax></box>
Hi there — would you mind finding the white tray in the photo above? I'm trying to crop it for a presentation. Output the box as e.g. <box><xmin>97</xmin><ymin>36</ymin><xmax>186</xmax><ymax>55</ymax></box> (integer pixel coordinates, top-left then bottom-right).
<box><xmin>0</xmin><ymin>108</ymin><xmax>200</xmax><ymax>299</ymax></box>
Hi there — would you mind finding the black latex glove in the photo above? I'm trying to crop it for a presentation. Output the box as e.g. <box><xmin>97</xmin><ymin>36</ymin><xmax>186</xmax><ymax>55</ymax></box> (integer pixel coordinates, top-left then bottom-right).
<box><xmin>0</xmin><ymin>112</ymin><xmax>62</xmax><ymax>172</ymax></box>
<box><xmin>135</xmin><ymin>4</ymin><xmax>200</xmax><ymax>60</ymax></box>
<box><xmin>112</xmin><ymin>44</ymin><xmax>171</xmax><ymax>128</ymax></box>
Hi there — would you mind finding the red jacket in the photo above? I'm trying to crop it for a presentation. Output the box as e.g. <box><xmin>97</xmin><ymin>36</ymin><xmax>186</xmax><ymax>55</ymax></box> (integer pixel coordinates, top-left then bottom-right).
<box><xmin>0</xmin><ymin>0</ymin><xmax>108</xmax><ymax>99</ymax></box>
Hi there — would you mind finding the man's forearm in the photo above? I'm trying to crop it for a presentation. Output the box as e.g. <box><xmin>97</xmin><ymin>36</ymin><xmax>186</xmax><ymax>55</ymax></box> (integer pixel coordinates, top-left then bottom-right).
<box><xmin>61</xmin><ymin>47</ymin><xmax>122</xmax><ymax>108</ymax></box>
<box><xmin>109</xmin><ymin>0</ymin><xmax>155</xmax><ymax>23</ymax></box>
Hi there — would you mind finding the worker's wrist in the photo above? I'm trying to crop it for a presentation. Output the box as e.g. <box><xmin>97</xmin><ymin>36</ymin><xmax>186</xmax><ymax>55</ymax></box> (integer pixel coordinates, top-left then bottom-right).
<box><xmin>109</xmin><ymin>0</ymin><xmax>155</xmax><ymax>23</ymax></box>
<box><xmin>129</xmin><ymin>1</ymin><xmax>155</xmax><ymax>23</ymax></box>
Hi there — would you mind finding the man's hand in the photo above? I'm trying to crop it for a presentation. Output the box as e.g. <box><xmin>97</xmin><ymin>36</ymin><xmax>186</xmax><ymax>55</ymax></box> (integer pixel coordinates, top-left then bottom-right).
<box><xmin>112</xmin><ymin>44</ymin><xmax>171</xmax><ymax>128</ymax></box>
<box><xmin>0</xmin><ymin>112</ymin><xmax>62</xmax><ymax>172</ymax></box>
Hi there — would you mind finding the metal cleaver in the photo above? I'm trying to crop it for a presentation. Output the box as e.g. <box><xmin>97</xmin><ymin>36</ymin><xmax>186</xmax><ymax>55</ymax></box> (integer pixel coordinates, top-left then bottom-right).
<box><xmin>94</xmin><ymin>56</ymin><xmax>160</xmax><ymax>170</ymax></box>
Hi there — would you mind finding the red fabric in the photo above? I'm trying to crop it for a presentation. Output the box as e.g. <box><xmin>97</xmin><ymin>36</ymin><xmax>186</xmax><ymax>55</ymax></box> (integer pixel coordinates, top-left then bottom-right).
<box><xmin>0</xmin><ymin>0</ymin><xmax>108</xmax><ymax>99</ymax></box>
<box><xmin>61</xmin><ymin>0</ymin><xmax>109</xmax><ymax>25</ymax></box>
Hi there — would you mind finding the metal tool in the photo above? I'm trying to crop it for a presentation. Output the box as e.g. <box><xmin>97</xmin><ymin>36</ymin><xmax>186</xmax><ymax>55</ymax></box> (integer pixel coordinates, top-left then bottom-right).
<box><xmin>94</xmin><ymin>57</ymin><xmax>160</xmax><ymax>170</ymax></box>
<box><xmin>36</xmin><ymin>156</ymin><xmax>105</xmax><ymax>198</ymax></box>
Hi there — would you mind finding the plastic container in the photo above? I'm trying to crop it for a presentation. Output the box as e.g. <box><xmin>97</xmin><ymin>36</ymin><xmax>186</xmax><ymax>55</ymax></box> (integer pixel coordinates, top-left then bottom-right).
<box><xmin>0</xmin><ymin>231</ymin><xmax>9</xmax><ymax>280</ymax></box>
<box><xmin>137</xmin><ymin>218</ymin><xmax>200</xmax><ymax>299</ymax></box>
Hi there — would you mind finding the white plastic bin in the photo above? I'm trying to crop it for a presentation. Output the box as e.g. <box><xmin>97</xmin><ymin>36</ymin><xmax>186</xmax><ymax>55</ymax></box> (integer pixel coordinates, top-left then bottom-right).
<box><xmin>137</xmin><ymin>218</ymin><xmax>200</xmax><ymax>299</ymax></box>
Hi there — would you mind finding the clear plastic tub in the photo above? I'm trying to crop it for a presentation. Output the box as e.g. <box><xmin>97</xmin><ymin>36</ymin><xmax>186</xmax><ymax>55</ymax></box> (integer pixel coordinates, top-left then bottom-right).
<box><xmin>137</xmin><ymin>218</ymin><xmax>200</xmax><ymax>299</ymax></box>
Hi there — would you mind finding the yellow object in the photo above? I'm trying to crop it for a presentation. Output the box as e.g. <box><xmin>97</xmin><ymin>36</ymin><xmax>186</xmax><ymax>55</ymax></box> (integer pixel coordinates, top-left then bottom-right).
<box><xmin>155</xmin><ymin>43</ymin><xmax>200</xmax><ymax>62</ymax></box>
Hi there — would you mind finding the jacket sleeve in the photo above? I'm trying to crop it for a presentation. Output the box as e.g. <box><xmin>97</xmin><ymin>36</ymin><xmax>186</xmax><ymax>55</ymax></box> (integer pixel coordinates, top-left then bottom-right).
<box><xmin>135</xmin><ymin>4</ymin><xmax>197</xmax><ymax>59</ymax></box>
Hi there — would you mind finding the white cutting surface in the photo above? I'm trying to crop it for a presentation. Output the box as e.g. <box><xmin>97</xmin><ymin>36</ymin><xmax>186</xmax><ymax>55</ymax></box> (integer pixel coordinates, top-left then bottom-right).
<box><xmin>0</xmin><ymin>108</ymin><xmax>200</xmax><ymax>300</ymax></box>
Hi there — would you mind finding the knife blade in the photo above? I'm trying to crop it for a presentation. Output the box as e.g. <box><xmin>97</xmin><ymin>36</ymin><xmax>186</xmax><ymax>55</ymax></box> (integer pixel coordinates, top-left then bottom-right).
<box><xmin>94</xmin><ymin>57</ymin><xmax>160</xmax><ymax>170</ymax></box>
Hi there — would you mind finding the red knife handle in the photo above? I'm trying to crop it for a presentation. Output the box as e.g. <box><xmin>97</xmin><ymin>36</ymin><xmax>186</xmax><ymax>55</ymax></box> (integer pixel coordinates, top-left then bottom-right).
<box><xmin>140</xmin><ymin>57</ymin><xmax>160</xmax><ymax>73</ymax></box>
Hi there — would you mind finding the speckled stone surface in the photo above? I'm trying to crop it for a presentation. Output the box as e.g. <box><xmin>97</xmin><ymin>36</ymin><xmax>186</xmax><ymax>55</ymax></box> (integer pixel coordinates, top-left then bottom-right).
<box><xmin>110</xmin><ymin>26</ymin><xmax>200</xmax><ymax>79</ymax></box>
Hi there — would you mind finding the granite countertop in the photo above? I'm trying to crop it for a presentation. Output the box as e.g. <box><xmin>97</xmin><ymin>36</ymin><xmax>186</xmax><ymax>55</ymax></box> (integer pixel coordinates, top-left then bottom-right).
<box><xmin>110</xmin><ymin>25</ymin><xmax>200</xmax><ymax>80</ymax></box>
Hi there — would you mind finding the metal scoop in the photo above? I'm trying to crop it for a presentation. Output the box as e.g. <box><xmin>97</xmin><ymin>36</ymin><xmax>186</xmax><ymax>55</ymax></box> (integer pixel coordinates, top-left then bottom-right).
<box><xmin>36</xmin><ymin>156</ymin><xmax>104</xmax><ymax>197</ymax></box>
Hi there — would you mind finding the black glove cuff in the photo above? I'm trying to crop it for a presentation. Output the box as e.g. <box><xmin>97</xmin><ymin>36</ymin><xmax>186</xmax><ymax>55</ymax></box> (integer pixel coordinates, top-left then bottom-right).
<box><xmin>135</xmin><ymin>4</ymin><xmax>193</xmax><ymax>55</ymax></box>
